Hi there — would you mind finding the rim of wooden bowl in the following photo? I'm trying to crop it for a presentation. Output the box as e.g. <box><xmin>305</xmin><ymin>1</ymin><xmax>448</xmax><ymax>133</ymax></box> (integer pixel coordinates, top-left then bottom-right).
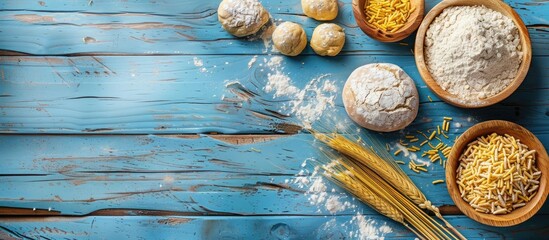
<box><xmin>414</xmin><ymin>0</ymin><xmax>532</xmax><ymax>108</ymax></box>
<box><xmin>446</xmin><ymin>120</ymin><xmax>549</xmax><ymax>226</ymax></box>
<box><xmin>352</xmin><ymin>0</ymin><xmax>424</xmax><ymax>42</ymax></box>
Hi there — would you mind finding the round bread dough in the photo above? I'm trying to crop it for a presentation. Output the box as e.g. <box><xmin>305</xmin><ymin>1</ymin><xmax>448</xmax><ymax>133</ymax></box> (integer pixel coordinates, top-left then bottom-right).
<box><xmin>272</xmin><ymin>22</ymin><xmax>307</xmax><ymax>56</ymax></box>
<box><xmin>310</xmin><ymin>23</ymin><xmax>345</xmax><ymax>56</ymax></box>
<box><xmin>342</xmin><ymin>63</ymin><xmax>419</xmax><ymax>132</ymax></box>
<box><xmin>301</xmin><ymin>0</ymin><xmax>338</xmax><ymax>21</ymax></box>
<box><xmin>218</xmin><ymin>0</ymin><xmax>270</xmax><ymax>37</ymax></box>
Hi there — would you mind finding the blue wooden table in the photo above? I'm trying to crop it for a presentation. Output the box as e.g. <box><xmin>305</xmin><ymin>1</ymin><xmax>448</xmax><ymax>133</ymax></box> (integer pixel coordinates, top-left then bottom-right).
<box><xmin>0</xmin><ymin>0</ymin><xmax>547</xmax><ymax>239</ymax></box>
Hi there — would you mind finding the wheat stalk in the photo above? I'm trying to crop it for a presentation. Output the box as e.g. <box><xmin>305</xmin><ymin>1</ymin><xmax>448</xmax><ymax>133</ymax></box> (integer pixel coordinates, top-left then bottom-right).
<box><xmin>322</xmin><ymin>167</ymin><xmax>425</xmax><ymax>239</ymax></box>
<box><xmin>321</xmin><ymin>154</ymin><xmax>456</xmax><ymax>240</ymax></box>
<box><xmin>322</xmin><ymin>163</ymin><xmax>405</xmax><ymax>223</ymax></box>
<box><xmin>328</xmin><ymin>155</ymin><xmax>452</xmax><ymax>239</ymax></box>
<box><xmin>313</xmin><ymin>132</ymin><xmax>465</xmax><ymax>239</ymax></box>
<box><xmin>316</xmin><ymin>133</ymin><xmax>427</xmax><ymax>204</ymax></box>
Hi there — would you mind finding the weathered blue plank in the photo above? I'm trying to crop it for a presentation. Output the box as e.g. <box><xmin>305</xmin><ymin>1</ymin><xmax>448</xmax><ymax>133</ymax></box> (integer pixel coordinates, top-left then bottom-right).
<box><xmin>0</xmin><ymin>55</ymin><xmax>547</xmax><ymax>134</ymax></box>
<box><xmin>0</xmin><ymin>134</ymin><xmax>441</xmax><ymax>215</ymax></box>
<box><xmin>0</xmin><ymin>134</ymin><xmax>547</xmax><ymax>216</ymax></box>
<box><xmin>1</xmin><ymin>0</ymin><xmax>546</xmax><ymax>20</ymax></box>
<box><xmin>0</xmin><ymin>0</ymin><xmax>547</xmax><ymax>239</ymax></box>
<box><xmin>1</xmin><ymin>215</ymin><xmax>549</xmax><ymax>239</ymax></box>
<box><xmin>0</xmin><ymin>0</ymin><xmax>546</xmax><ymax>55</ymax></box>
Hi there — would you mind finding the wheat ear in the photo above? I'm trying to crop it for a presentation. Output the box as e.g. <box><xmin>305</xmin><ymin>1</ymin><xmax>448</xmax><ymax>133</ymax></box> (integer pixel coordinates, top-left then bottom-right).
<box><xmin>322</xmin><ymin>163</ymin><xmax>405</xmax><ymax>223</ymax></box>
<box><xmin>314</xmin><ymin>133</ymin><xmax>465</xmax><ymax>239</ymax></box>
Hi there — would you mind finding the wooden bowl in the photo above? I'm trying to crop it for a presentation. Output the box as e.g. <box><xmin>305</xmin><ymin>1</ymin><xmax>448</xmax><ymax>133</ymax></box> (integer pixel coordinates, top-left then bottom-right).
<box><xmin>351</xmin><ymin>0</ymin><xmax>424</xmax><ymax>42</ymax></box>
<box><xmin>414</xmin><ymin>0</ymin><xmax>532</xmax><ymax>108</ymax></box>
<box><xmin>446</xmin><ymin>120</ymin><xmax>549</xmax><ymax>226</ymax></box>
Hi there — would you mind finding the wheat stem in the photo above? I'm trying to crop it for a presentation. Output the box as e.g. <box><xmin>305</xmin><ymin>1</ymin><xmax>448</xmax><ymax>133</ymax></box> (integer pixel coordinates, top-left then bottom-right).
<box><xmin>313</xmin><ymin>132</ymin><xmax>465</xmax><ymax>240</ymax></box>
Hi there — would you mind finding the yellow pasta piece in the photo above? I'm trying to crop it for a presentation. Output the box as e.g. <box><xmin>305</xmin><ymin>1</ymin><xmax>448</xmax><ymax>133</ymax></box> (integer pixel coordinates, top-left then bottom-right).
<box><xmin>364</xmin><ymin>0</ymin><xmax>413</xmax><ymax>32</ymax></box>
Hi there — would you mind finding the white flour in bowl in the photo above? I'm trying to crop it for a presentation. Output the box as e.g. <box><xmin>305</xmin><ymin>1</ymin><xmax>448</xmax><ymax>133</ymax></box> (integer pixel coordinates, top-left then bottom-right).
<box><xmin>424</xmin><ymin>5</ymin><xmax>522</xmax><ymax>102</ymax></box>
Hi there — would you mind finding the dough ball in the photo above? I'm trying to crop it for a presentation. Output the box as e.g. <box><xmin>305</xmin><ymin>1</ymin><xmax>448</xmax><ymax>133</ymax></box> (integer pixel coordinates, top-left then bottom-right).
<box><xmin>342</xmin><ymin>63</ymin><xmax>419</xmax><ymax>132</ymax></box>
<box><xmin>301</xmin><ymin>0</ymin><xmax>338</xmax><ymax>21</ymax></box>
<box><xmin>272</xmin><ymin>22</ymin><xmax>307</xmax><ymax>56</ymax></box>
<box><xmin>218</xmin><ymin>0</ymin><xmax>270</xmax><ymax>37</ymax></box>
<box><xmin>310</xmin><ymin>23</ymin><xmax>345</xmax><ymax>56</ymax></box>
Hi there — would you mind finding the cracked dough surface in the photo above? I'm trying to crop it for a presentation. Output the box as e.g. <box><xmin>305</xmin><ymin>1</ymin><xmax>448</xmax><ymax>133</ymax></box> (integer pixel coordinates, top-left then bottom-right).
<box><xmin>272</xmin><ymin>22</ymin><xmax>307</xmax><ymax>56</ymax></box>
<box><xmin>218</xmin><ymin>0</ymin><xmax>269</xmax><ymax>37</ymax></box>
<box><xmin>310</xmin><ymin>23</ymin><xmax>345</xmax><ymax>57</ymax></box>
<box><xmin>343</xmin><ymin>63</ymin><xmax>419</xmax><ymax>132</ymax></box>
<box><xmin>301</xmin><ymin>0</ymin><xmax>338</xmax><ymax>21</ymax></box>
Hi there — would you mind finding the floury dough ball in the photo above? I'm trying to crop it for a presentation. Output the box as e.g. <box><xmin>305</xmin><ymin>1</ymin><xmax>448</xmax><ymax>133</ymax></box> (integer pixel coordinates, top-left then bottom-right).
<box><xmin>342</xmin><ymin>63</ymin><xmax>419</xmax><ymax>132</ymax></box>
<box><xmin>218</xmin><ymin>0</ymin><xmax>270</xmax><ymax>37</ymax></box>
<box><xmin>310</xmin><ymin>23</ymin><xmax>345</xmax><ymax>56</ymax></box>
<box><xmin>272</xmin><ymin>22</ymin><xmax>307</xmax><ymax>56</ymax></box>
<box><xmin>301</xmin><ymin>0</ymin><xmax>338</xmax><ymax>21</ymax></box>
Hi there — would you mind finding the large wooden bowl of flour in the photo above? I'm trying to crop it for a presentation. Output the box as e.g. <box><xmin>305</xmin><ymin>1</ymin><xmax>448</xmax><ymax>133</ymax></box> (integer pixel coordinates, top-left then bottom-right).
<box><xmin>414</xmin><ymin>0</ymin><xmax>532</xmax><ymax>108</ymax></box>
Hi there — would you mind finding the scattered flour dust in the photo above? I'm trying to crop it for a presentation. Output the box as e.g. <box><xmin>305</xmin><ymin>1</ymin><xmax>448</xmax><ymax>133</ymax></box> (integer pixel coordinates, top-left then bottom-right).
<box><xmin>326</xmin><ymin>195</ymin><xmax>352</xmax><ymax>214</ymax></box>
<box><xmin>265</xmin><ymin>72</ymin><xmax>299</xmax><ymax>97</ymax></box>
<box><xmin>288</xmin><ymin>160</ymin><xmax>392</xmax><ymax>239</ymax></box>
<box><xmin>193</xmin><ymin>57</ymin><xmax>203</xmax><ymax>67</ymax></box>
<box><xmin>262</xmin><ymin>24</ymin><xmax>276</xmax><ymax>53</ymax></box>
<box><xmin>267</xmin><ymin>55</ymin><xmax>283</xmax><ymax>68</ymax></box>
<box><xmin>263</xmin><ymin>56</ymin><xmax>337</xmax><ymax>127</ymax></box>
<box><xmin>247</xmin><ymin>55</ymin><xmax>258</xmax><ymax>69</ymax></box>
<box><xmin>292</xmin><ymin>77</ymin><xmax>337</xmax><ymax>126</ymax></box>
<box><xmin>288</xmin><ymin>161</ymin><xmax>351</xmax><ymax>214</ymax></box>
<box><xmin>308</xmin><ymin>177</ymin><xmax>328</xmax><ymax>206</ymax></box>
<box><xmin>351</xmin><ymin>214</ymin><xmax>393</xmax><ymax>240</ymax></box>
<box><xmin>305</xmin><ymin>175</ymin><xmax>352</xmax><ymax>214</ymax></box>
<box><xmin>246</xmin><ymin>21</ymin><xmax>275</xmax><ymax>53</ymax></box>
<box><xmin>193</xmin><ymin>57</ymin><xmax>208</xmax><ymax>73</ymax></box>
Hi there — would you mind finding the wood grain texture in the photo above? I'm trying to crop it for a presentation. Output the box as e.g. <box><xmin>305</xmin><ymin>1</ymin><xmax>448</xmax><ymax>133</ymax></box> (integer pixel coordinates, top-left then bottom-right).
<box><xmin>0</xmin><ymin>55</ymin><xmax>547</xmax><ymax>134</ymax></box>
<box><xmin>0</xmin><ymin>0</ymin><xmax>547</xmax><ymax>238</ymax></box>
<box><xmin>0</xmin><ymin>134</ymin><xmax>490</xmax><ymax>216</ymax></box>
<box><xmin>0</xmin><ymin>0</ymin><xmax>546</xmax><ymax>55</ymax></box>
<box><xmin>1</xmin><ymin>215</ymin><xmax>549</xmax><ymax>239</ymax></box>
